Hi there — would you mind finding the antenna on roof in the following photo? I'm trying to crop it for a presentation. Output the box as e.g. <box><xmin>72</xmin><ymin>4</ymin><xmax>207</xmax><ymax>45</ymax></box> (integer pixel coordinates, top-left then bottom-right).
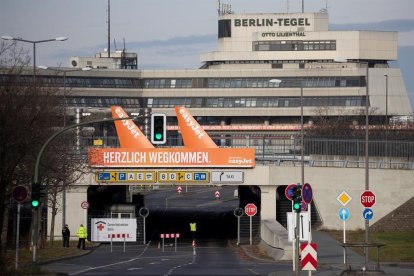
<box><xmin>107</xmin><ymin>0</ymin><xmax>111</xmax><ymax>57</ymax></box>
<box><xmin>217</xmin><ymin>0</ymin><xmax>221</xmax><ymax>15</ymax></box>
<box><xmin>302</xmin><ymin>0</ymin><xmax>304</xmax><ymax>13</ymax></box>
<box><xmin>287</xmin><ymin>0</ymin><xmax>289</xmax><ymax>13</ymax></box>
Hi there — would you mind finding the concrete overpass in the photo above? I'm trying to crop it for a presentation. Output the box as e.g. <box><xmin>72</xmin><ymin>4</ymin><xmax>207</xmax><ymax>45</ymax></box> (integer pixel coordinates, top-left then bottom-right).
<box><xmin>51</xmin><ymin>163</ymin><xmax>414</xmax><ymax>259</ymax></box>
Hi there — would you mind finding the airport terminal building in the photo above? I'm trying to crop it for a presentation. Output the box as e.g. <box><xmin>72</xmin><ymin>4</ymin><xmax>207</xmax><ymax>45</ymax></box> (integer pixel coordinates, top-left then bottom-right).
<box><xmin>57</xmin><ymin>9</ymin><xmax>412</xmax><ymax>142</ymax></box>
<box><xmin>8</xmin><ymin>8</ymin><xmax>413</xmax><ymax>243</ymax></box>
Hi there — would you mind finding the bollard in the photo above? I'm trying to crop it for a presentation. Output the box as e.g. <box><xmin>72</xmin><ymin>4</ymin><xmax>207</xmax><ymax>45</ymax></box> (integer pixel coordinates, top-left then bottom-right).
<box><xmin>123</xmin><ymin>234</ymin><xmax>126</xmax><ymax>253</ymax></box>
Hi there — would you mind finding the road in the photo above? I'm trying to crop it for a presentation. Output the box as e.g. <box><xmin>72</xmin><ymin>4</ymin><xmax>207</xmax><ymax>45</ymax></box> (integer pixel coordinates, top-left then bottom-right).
<box><xmin>42</xmin><ymin>239</ymin><xmax>292</xmax><ymax>275</ymax></box>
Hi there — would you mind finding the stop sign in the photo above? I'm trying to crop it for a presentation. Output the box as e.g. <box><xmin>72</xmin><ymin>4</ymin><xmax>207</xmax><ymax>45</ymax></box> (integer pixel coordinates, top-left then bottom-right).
<box><xmin>244</xmin><ymin>203</ymin><xmax>257</xmax><ymax>217</ymax></box>
<box><xmin>361</xmin><ymin>191</ymin><xmax>376</xmax><ymax>208</ymax></box>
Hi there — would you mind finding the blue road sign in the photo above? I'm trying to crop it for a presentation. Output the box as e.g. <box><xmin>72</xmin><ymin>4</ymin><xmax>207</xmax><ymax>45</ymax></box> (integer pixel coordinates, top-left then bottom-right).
<box><xmin>119</xmin><ymin>172</ymin><xmax>127</xmax><ymax>181</ymax></box>
<box><xmin>339</xmin><ymin>208</ymin><xmax>350</xmax><ymax>221</ymax></box>
<box><xmin>301</xmin><ymin>201</ymin><xmax>308</xmax><ymax>211</ymax></box>
<box><xmin>194</xmin><ymin>173</ymin><xmax>207</xmax><ymax>181</ymax></box>
<box><xmin>363</xmin><ymin>208</ymin><xmax>374</xmax><ymax>221</ymax></box>
<box><xmin>98</xmin><ymin>172</ymin><xmax>110</xmax><ymax>181</ymax></box>
<box><xmin>285</xmin><ymin>184</ymin><xmax>297</xmax><ymax>200</ymax></box>
<box><xmin>302</xmin><ymin>183</ymin><xmax>313</xmax><ymax>204</ymax></box>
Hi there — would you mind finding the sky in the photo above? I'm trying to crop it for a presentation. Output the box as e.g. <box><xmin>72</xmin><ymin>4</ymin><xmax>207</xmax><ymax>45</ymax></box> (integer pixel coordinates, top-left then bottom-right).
<box><xmin>1</xmin><ymin>0</ymin><xmax>414</xmax><ymax>106</ymax></box>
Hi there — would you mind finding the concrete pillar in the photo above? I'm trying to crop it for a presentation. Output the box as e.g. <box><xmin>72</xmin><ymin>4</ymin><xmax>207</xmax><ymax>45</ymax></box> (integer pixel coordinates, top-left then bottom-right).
<box><xmin>48</xmin><ymin>185</ymin><xmax>89</xmax><ymax>240</ymax></box>
<box><xmin>260</xmin><ymin>186</ymin><xmax>277</xmax><ymax>220</ymax></box>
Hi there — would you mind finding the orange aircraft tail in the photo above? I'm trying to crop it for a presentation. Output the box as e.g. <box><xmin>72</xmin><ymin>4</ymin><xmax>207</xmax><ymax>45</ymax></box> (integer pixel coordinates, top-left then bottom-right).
<box><xmin>175</xmin><ymin>106</ymin><xmax>218</xmax><ymax>148</ymax></box>
<box><xmin>111</xmin><ymin>106</ymin><xmax>154</xmax><ymax>149</ymax></box>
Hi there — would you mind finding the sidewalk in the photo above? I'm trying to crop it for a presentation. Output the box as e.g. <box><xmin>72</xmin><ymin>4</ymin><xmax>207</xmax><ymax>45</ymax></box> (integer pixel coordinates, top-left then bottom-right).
<box><xmin>241</xmin><ymin>231</ymin><xmax>414</xmax><ymax>275</ymax></box>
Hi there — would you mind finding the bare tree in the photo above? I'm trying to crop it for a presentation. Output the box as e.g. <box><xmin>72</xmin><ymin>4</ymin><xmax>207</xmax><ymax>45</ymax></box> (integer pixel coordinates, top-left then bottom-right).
<box><xmin>0</xmin><ymin>41</ymin><xmax>87</xmax><ymax>257</ymax></box>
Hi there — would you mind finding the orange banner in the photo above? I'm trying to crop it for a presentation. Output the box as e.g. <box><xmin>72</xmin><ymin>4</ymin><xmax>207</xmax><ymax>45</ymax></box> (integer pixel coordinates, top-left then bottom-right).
<box><xmin>89</xmin><ymin>148</ymin><xmax>255</xmax><ymax>168</ymax></box>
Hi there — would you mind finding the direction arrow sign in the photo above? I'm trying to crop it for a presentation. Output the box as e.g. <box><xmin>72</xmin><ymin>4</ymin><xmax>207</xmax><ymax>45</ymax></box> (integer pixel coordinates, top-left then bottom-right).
<box><xmin>301</xmin><ymin>243</ymin><xmax>318</xmax><ymax>271</ymax></box>
<box><xmin>339</xmin><ymin>208</ymin><xmax>350</xmax><ymax>221</ymax></box>
<box><xmin>211</xmin><ymin>171</ymin><xmax>244</xmax><ymax>183</ymax></box>
<box><xmin>215</xmin><ymin>190</ymin><xmax>220</xmax><ymax>198</ymax></box>
<box><xmin>363</xmin><ymin>208</ymin><xmax>374</xmax><ymax>221</ymax></box>
<box><xmin>177</xmin><ymin>186</ymin><xmax>182</xmax><ymax>194</ymax></box>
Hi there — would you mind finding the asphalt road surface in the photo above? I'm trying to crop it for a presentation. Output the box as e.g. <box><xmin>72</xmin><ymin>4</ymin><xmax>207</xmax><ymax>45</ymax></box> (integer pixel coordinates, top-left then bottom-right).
<box><xmin>42</xmin><ymin>239</ymin><xmax>292</xmax><ymax>275</ymax></box>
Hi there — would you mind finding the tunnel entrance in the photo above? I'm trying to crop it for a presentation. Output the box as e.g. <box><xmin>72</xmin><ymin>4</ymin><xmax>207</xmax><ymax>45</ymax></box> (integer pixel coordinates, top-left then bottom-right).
<box><xmin>86</xmin><ymin>185</ymin><xmax>263</xmax><ymax>243</ymax></box>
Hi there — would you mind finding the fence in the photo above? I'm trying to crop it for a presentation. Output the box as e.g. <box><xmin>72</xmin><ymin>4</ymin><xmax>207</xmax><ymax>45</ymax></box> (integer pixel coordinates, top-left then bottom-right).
<box><xmin>81</xmin><ymin>135</ymin><xmax>414</xmax><ymax>160</ymax></box>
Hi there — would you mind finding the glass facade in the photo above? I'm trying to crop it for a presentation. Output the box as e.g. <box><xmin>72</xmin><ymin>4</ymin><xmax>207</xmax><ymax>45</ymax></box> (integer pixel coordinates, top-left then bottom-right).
<box><xmin>3</xmin><ymin>75</ymin><xmax>365</xmax><ymax>89</ymax></box>
<box><xmin>253</xmin><ymin>40</ymin><xmax>336</xmax><ymax>51</ymax></box>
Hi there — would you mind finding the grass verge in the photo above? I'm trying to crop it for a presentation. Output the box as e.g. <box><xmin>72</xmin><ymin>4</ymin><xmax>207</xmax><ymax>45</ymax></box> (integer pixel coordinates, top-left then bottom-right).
<box><xmin>325</xmin><ymin>230</ymin><xmax>414</xmax><ymax>263</ymax></box>
<box><xmin>1</xmin><ymin>240</ymin><xmax>95</xmax><ymax>275</ymax></box>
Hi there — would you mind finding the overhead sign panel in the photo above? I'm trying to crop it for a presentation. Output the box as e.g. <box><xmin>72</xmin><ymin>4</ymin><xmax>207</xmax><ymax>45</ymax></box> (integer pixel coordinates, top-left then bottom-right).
<box><xmin>95</xmin><ymin>171</ymin><xmax>156</xmax><ymax>183</ymax></box>
<box><xmin>211</xmin><ymin>171</ymin><xmax>244</xmax><ymax>183</ymax></box>
<box><xmin>157</xmin><ymin>171</ymin><xmax>209</xmax><ymax>183</ymax></box>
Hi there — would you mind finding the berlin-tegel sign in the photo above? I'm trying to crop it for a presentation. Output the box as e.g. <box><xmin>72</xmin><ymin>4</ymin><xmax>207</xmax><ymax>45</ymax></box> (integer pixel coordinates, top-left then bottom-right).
<box><xmin>88</xmin><ymin>106</ymin><xmax>255</xmax><ymax>168</ymax></box>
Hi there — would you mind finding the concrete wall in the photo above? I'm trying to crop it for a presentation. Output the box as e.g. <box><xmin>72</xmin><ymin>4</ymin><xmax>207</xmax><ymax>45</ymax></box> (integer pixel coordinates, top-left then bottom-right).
<box><xmin>48</xmin><ymin>165</ymin><xmax>414</xmax><ymax>238</ymax></box>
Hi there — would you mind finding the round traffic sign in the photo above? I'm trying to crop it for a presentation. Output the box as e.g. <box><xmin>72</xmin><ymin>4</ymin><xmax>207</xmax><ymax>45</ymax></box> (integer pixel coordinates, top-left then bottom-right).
<box><xmin>244</xmin><ymin>203</ymin><xmax>257</xmax><ymax>217</ymax></box>
<box><xmin>302</xmin><ymin>183</ymin><xmax>313</xmax><ymax>204</ymax></box>
<box><xmin>360</xmin><ymin>190</ymin><xmax>376</xmax><ymax>208</ymax></box>
<box><xmin>139</xmin><ymin>207</ymin><xmax>149</xmax><ymax>217</ymax></box>
<box><xmin>81</xmin><ymin>201</ymin><xmax>89</xmax><ymax>209</ymax></box>
<box><xmin>339</xmin><ymin>208</ymin><xmax>350</xmax><ymax>221</ymax></box>
<box><xmin>233</xmin><ymin>207</ymin><xmax>243</xmax><ymax>217</ymax></box>
<box><xmin>13</xmin><ymin>186</ymin><xmax>28</xmax><ymax>202</ymax></box>
<box><xmin>363</xmin><ymin>208</ymin><xmax>374</xmax><ymax>221</ymax></box>
<box><xmin>285</xmin><ymin>184</ymin><xmax>297</xmax><ymax>200</ymax></box>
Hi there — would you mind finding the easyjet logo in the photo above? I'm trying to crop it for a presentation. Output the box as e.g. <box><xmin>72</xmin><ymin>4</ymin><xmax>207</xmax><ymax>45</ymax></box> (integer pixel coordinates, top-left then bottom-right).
<box><xmin>115</xmin><ymin>108</ymin><xmax>141</xmax><ymax>138</ymax></box>
<box><xmin>179</xmin><ymin>108</ymin><xmax>205</xmax><ymax>139</ymax></box>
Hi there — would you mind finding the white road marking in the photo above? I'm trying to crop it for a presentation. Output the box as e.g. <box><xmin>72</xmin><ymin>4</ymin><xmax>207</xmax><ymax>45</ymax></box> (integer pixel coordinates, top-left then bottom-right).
<box><xmin>248</xmin><ymin>268</ymin><xmax>259</xmax><ymax>274</ymax></box>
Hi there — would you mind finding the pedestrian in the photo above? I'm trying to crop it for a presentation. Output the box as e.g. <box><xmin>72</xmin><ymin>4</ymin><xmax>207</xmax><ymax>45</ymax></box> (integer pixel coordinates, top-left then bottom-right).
<box><xmin>77</xmin><ymin>224</ymin><xmax>87</xmax><ymax>250</ymax></box>
<box><xmin>190</xmin><ymin>222</ymin><xmax>197</xmax><ymax>241</ymax></box>
<box><xmin>62</xmin><ymin>224</ymin><xmax>70</xmax><ymax>247</ymax></box>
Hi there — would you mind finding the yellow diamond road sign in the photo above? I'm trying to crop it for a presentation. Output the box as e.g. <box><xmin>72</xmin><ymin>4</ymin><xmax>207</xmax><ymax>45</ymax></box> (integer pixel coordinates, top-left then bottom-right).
<box><xmin>337</xmin><ymin>191</ymin><xmax>352</xmax><ymax>206</ymax></box>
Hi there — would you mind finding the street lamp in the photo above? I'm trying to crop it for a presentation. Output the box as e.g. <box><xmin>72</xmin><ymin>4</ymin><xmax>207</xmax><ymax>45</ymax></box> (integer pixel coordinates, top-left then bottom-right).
<box><xmin>38</xmin><ymin>66</ymin><xmax>92</xmax><ymax>127</ymax></box>
<box><xmin>1</xmin><ymin>36</ymin><xmax>68</xmax><ymax>90</ymax></box>
<box><xmin>38</xmin><ymin>66</ymin><xmax>92</xmax><ymax>230</ymax></box>
<box><xmin>271</xmin><ymin>78</ymin><xmax>303</xmax><ymax>275</ymax></box>
<box><xmin>2</xmin><ymin>35</ymin><xmax>68</xmax><ymax>263</ymax></box>
<box><xmin>336</xmin><ymin>58</ymin><xmax>370</xmax><ymax>267</ymax></box>
<box><xmin>384</xmin><ymin>74</ymin><xmax>389</xmax><ymax>160</ymax></box>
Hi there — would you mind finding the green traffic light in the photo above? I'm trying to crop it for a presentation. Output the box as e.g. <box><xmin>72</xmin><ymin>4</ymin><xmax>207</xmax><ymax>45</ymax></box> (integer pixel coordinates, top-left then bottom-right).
<box><xmin>293</xmin><ymin>202</ymin><xmax>301</xmax><ymax>210</ymax></box>
<box><xmin>155</xmin><ymin>133</ymin><xmax>163</xmax><ymax>140</ymax></box>
<box><xmin>31</xmin><ymin>200</ymin><xmax>40</xmax><ymax>208</ymax></box>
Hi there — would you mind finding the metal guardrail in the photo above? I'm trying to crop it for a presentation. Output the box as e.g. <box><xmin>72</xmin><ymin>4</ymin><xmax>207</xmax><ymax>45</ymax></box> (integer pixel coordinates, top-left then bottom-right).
<box><xmin>255</xmin><ymin>158</ymin><xmax>414</xmax><ymax>170</ymax></box>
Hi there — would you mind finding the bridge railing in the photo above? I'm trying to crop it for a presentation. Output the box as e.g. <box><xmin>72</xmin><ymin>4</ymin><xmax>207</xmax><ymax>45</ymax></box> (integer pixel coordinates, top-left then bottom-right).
<box><xmin>78</xmin><ymin>135</ymin><xmax>414</xmax><ymax>165</ymax></box>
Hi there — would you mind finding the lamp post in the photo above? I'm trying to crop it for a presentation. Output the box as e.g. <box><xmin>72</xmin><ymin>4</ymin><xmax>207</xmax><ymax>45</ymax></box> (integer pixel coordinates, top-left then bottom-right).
<box><xmin>384</xmin><ymin>74</ymin><xmax>389</xmax><ymax>160</ymax></box>
<box><xmin>363</xmin><ymin>62</ymin><xmax>370</xmax><ymax>268</ymax></box>
<box><xmin>38</xmin><ymin>66</ymin><xmax>92</xmax><ymax>230</ymax></box>
<box><xmin>1</xmin><ymin>36</ymin><xmax>68</xmax><ymax>92</ymax></box>
<box><xmin>2</xmin><ymin>35</ymin><xmax>68</xmax><ymax>264</ymax></box>
<box><xmin>37</xmin><ymin>66</ymin><xmax>92</xmax><ymax>127</ymax></box>
<box><xmin>271</xmin><ymin>78</ymin><xmax>303</xmax><ymax>275</ymax></box>
<box><xmin>33</xmin><ymin>116</ymin><xmax>137</xmax><ymax>263</ymax></box>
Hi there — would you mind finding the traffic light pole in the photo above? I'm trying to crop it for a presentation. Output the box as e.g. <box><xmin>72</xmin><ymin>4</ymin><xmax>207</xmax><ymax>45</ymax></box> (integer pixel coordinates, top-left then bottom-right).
<box><xmin>32</xmin><ymin>116</ymin><xmax>137</xmax><ymax>263</ymax></box>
